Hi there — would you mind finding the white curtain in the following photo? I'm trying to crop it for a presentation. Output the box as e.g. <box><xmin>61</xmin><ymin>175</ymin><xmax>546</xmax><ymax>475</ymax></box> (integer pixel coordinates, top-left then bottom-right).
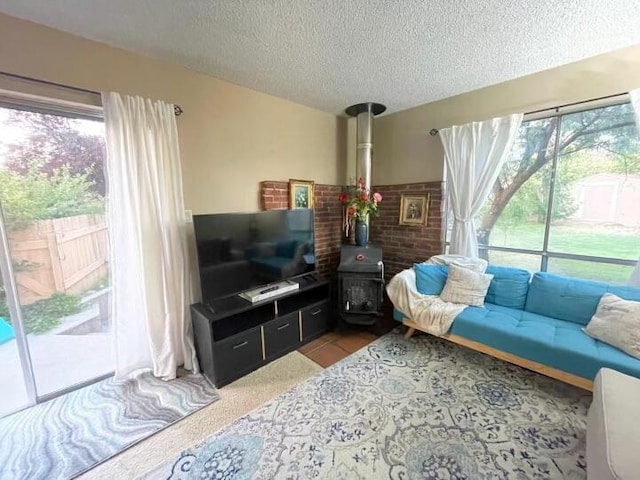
<box><xmin>102</xmin><ymin>92</ymin><xmax>198</xmax><ymax>380</ymax></box>
<box><xmin>439</xmin><ymin>114</ymin><xmax>523</xmax><ymax>258</ymax></box>
<box><xmin>628</xmin><ymin>89</ymin><xmax>640</xmax><ymax>286</ymax></box>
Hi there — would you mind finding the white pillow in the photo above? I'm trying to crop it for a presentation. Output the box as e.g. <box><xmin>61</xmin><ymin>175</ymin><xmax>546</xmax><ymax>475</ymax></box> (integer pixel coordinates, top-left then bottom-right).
<box><xmin>426</xmin><ymin>254</ymin><xmax>488</xmax><ymax>273</ymax></box>
<box><xmin>584</xmin><ymin>293</ymin><xmax>640</xmax><ymax>360</ymax></box>
<box><xmin>439</xmin><ymin>264</ymin><xmax>493</xmax><ymax>306</ymax></box>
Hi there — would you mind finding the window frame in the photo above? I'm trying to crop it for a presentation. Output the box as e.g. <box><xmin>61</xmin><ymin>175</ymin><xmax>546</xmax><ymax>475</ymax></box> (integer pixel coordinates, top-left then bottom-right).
<box><xmin>0</xmin><ymin>88</ymin><xmax>103</xmax><ymax>121</ymax></box>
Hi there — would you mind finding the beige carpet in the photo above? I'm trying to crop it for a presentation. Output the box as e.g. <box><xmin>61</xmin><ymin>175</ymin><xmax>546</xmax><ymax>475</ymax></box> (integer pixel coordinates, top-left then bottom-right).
<box><xmin>79</xmin><ymin>351</ymin><xmax>323</xmax><ymax>480</ymax></box>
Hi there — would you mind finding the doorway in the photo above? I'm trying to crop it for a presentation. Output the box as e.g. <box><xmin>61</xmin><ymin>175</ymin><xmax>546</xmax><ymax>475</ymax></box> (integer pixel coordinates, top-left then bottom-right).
<box><xmin>0</xmin><ymin>103</ymin><xmax>113</xmax><ymax>417</ymax></box>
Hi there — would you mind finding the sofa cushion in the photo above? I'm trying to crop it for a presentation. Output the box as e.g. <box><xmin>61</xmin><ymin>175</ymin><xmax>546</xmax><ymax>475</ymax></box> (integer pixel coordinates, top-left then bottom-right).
<box><xmin>584</xmin><ymin>294</ymin><xmax>640</xmax><ymax>360</ymax></box>
<box><xmin>440</xmin><ymin>264</ymin><xmax>493</xmax><ymax>306</ymax></box>
<box><xmin>524</xmin><ymin>272</ymin><xmax>640</xmax><ymax>326</ymax></box>
<box><xmin>414</xmin><ymin>264</ymin><xmax>448</xmax><ymax>295</ymax></box>
<box><xmin>587</xmin><ymin>368</ymin><xmax>640</xmax><ymax>480</ymax></box>
<box><xmin>450</xmin><ymin>303</ymin><xmax>640</xmax><ymax>381</ymax></box>
<box><xmin>427</xmin><ymin>254</ymin><xmax>488</xmax><ymax>273</ymax></box>
<box><xmin>485</xmin><ymin>265</ymin><xmax>531</xmax><ymax>310</ymax></box>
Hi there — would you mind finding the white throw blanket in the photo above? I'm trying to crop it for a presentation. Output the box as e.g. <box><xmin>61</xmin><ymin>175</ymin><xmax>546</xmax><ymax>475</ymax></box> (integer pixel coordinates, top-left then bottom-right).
<box><xmin>386</xmin><ymin>268</ymin><xmax>465</xmax><ymax>336</ymax></box>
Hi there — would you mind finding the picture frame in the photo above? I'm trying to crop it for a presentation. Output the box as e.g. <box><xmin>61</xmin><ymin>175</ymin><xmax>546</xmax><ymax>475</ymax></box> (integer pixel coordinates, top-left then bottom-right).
<box><xmin>399</xmin><ymin>193</ymin><xmax>429</xmax><ymax>226</ymax></box>
<box><xmin>288</xmin><ymin>179</ymin><xmax>315</xmax><ymax>209</ymax></box>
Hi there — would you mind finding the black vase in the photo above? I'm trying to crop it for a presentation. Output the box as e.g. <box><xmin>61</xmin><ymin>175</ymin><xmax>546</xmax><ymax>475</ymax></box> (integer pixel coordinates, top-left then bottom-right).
<box><xmin>355</xmin><ymin>220</ymin><xmax>368</xmax><ymax>246</ymax></box>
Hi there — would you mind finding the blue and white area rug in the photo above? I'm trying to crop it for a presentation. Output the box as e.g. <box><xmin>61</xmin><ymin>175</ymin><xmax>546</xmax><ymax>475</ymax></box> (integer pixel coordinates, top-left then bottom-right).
<box><xmin>148</xmin><ymin>329</ymin><xmax>591</xmax><ymax>479</ymax></box>
<box><xmin>0</xmin><ymin>371</ymin><xmax>218</xmax><ymax>479</ymax></box>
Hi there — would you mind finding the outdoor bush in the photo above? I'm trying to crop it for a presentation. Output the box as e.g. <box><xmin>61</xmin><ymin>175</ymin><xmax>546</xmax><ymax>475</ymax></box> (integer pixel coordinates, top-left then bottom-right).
<box><xmin>0</xmin><ymin>165</ymin><xmax>103</xmax><ymax>230</ymax></box>
<box><xmin>21</xmin><ymin>293</ymin><xmax>82</xmax><ymax>334</ymax></box>
<box><xmin>0</xmin><ymin>292</ymin><xmax>82</xmax><ymax>334</ymax></box>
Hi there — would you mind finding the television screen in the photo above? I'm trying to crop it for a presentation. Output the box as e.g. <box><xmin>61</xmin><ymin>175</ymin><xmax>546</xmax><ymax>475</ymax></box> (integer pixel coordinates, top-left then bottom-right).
<box><xmin>193</xmin><ymin>209</ymin><xmax>316</xmax><ymax>302</ymax></box>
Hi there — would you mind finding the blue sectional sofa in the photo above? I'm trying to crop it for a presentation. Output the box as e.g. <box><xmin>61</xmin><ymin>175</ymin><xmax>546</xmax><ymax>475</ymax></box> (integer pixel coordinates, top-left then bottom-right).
<box><xmin>394</xmin><ymin>265</ymin><xmax>640</xmax><ymax>389</ymax></box>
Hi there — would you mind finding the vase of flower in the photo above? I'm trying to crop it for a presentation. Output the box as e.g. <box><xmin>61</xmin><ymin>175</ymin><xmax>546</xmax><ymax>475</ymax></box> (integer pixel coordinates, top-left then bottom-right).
<box><xmin>338</xmin><ymin>177</ymin><xmax>383</xmax><ymax>243</ymax></box>
<box><xmin>355</xmin><ymin>220</ymin><xmax>368</xmax><ymax>246</ymax></box>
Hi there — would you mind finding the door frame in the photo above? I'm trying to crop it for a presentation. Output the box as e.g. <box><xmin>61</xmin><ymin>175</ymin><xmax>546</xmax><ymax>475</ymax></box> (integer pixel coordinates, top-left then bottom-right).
<box><xmin>0</xmin><ymin>92</ymin><xmax>107</xmax><ymax>417</ymax></box>
<box><xmin>0</xmin><ymin>202</ymin><xmax>37</xmax><ymax>413</ymax></box>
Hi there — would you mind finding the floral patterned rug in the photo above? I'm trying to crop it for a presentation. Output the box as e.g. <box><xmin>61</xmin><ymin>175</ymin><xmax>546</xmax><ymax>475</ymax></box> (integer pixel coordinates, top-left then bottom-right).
<box><xmin>145</xmin><ymin>329</ymin><xmax>591</xmax><ymax>479</ymax></box>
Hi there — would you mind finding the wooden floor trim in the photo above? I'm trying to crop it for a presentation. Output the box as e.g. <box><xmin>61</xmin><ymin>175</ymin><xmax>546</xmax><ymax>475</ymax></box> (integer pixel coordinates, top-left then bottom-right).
<box><xmin>403</xmin><ymin>320</ymin><xmax>593</xmax><ymax>392</ymax></box>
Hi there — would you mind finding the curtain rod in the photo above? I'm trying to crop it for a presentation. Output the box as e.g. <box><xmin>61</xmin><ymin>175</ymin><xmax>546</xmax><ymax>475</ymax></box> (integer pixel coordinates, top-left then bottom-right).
<box><xmin>0</xmin><ymin>71</ymin><xmax>183</xmax><ymax>116</ymax></box>
<box><xmin>428</xmin><ymin>90</ymin><xmax>628</xmax><ymax>136</ymax></box>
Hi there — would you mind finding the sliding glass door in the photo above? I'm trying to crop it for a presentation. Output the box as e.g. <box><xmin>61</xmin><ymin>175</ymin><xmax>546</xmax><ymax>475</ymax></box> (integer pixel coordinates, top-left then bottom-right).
<box><xmin>0</xmin><ymin>103</ymin><xmax>113</xmax><ymax>416</ymax></box>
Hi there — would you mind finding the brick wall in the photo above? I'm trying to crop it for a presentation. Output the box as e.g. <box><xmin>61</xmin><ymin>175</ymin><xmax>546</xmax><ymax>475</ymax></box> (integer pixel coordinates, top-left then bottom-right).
<box><xmin>370</xmin><ymin>182</ymin><xmax>445</xmax><ymax>281</ymax></box>
<box><xmin>260</xmin><ymin>181</ymin><xmax>289</xmax><ymax>210</ymax></box>
<box><xmin>259</xmin><ymin>181</ymin><xmax>343</xmax><ymax>278</ymax></box>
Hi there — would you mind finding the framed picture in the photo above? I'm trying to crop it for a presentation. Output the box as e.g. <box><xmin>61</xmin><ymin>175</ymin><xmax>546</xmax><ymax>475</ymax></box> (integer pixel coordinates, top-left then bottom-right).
<box><xmin>399</xmin><ymin>193</ymin><xmax>429</xmax><ymax>226</ymax></box>
<box><xmin>289</xmin><ymin>179</ymin><xmax>315</xmax><ymax>209</ymax></box>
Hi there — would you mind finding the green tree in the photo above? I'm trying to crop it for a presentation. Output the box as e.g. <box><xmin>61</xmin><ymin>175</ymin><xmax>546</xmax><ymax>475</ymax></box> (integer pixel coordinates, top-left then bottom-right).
<box><xmin>0</xmin><ymin>165</ymin><xmax>103</xmax><ymax>230</ymax></box>
<box><xmin>478</xmin><ymin>103</ymin><xmax>640</xmax><ymax>249</ymax></box>
<box><xmin>4</xmin><ymin>110</ymin><xmax>106</xmax><ymax>195</ymax></box>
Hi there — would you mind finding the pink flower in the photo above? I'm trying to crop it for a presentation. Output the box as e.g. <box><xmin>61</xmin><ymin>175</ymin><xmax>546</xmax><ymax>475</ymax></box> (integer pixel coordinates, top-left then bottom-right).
<box><xmin>347</xmin><ymin>206</ymin><xmax>356</xmax><ymax>216</ymax></box>
<box><xmin>338</xmin><ymin>192</ymin><xmax>349</xmax><ymax>203</ymax></box>
<box><xmin>373</xmin><ymin>192</ymin><xmax>383</xmax><ymax>202</ymax></box>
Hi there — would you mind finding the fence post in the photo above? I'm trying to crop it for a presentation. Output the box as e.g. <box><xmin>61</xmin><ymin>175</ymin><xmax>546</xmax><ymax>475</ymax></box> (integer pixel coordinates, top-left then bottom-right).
<box><xmin>47</xmin><ymin>233</ymin><xmax>65</xmax><ymax>292</ymax></box>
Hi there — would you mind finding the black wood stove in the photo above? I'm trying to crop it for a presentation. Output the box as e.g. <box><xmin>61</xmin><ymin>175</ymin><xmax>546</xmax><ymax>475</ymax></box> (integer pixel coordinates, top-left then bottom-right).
<box><xmin>338</xmin><ymin>244</ymin><xmax>384</xmax><ymax>326</ymax></box>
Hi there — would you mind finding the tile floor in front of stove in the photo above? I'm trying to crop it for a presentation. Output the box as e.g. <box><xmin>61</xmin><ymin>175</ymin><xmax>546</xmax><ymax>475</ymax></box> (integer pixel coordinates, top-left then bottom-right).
<box><xmin>298</xmin><ymin>326</ymin><xmax>389</xmax><ymax>368</ymax></box>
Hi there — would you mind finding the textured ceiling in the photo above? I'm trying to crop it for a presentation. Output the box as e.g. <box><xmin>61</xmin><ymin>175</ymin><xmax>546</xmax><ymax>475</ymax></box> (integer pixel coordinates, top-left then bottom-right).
<box><xmin>1</xmin><ymin>0</ymin><xmax>640</xmax><ymax>115</ymax></box>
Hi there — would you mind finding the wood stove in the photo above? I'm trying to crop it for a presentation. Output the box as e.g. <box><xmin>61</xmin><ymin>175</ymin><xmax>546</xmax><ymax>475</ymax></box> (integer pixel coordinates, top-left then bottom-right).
<box><xmin>338</xmin><ymin>244</ymin><xmax>384</xmax><ymax>326</ymax></box>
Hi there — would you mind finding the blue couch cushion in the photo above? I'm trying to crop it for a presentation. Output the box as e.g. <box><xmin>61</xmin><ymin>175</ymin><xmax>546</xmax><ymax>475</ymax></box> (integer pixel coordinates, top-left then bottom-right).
<box><xmin>450</xmin><ymin>304</ymin><xmax>640</xmax><ymax>381</ymax></box>
<box><xmin>485</xmin><ymin>265</ymin><xmax>531</xmax><ymax>310</ymax></box>
<box><xmin>414</xmin><ymin>264</ymin><xmax>448</xmax><ymax>295</ymax></box>
<box><xmin>525</xmin><ymin>272</ymin><xmax>640</xmax><ymax>326</ymax></box>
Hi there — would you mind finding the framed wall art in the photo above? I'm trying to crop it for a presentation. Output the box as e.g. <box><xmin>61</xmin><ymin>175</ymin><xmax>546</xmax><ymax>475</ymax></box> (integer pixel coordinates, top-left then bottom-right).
<box><xmin>399</xmin><ymin>193</ymin><xmax>429</xmax><ymax>226</ymax></box>
<box><xmin>289</xmin><ymin>179</ymin><xmax>315</xmax><ymax>209</ymax></box>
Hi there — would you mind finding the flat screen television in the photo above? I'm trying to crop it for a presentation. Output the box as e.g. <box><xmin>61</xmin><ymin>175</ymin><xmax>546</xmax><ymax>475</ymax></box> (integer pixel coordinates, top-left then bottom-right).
<box><xmin>193</xmin><ymin>209</ymin><xmax>316</xmax><ymax>303</ymax></box>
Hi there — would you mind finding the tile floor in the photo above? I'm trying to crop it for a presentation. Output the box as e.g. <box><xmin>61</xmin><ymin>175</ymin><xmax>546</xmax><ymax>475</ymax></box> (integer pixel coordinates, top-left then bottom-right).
<box><xmin>298</xmin><ymin>323</ymin><xmax>394</xmax><ymax>368</ymax></box>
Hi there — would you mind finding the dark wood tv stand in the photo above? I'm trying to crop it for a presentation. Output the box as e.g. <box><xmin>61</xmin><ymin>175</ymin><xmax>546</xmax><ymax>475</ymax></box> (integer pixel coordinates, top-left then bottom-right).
<box><xmin>191</xmin><ymin>279</ymin><xmax>330</xmax><ymax>387</ymax></box>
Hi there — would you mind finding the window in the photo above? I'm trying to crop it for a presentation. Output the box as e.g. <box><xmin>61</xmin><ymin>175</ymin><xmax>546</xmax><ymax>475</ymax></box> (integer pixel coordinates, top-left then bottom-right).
<box><xmin>448</xmin><ymin>100</ymin><xmax>640</xmax><ymax>284</ymax></box>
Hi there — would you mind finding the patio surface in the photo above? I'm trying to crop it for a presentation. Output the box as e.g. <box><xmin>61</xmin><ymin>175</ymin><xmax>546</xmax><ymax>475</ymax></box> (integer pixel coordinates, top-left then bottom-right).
<box><xmin>0</xmin><ymin>308</ymin><xmax>113</xmax><ymax>418</ymax></box>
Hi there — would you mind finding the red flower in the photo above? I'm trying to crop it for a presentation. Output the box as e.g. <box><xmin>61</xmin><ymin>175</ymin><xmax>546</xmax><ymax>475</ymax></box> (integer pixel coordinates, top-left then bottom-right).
<box><xmin>339</xmin><ymin>180</ymin><xmax>382</xmax><ymax>230</ymax></box>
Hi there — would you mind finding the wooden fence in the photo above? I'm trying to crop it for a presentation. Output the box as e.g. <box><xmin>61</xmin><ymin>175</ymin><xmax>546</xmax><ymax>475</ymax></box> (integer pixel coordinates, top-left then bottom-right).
<box><xmin>8</xmin><ymin>214</ymin><xmax>109</xmax><ymax>305</ymax></box>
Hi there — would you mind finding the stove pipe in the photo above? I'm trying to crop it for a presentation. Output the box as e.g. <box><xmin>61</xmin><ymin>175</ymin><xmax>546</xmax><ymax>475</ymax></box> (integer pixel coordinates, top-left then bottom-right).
<box><xmin>345</xmin><ymin>102</ymin><xmax>386</xmax><ymax>192</ymax></box>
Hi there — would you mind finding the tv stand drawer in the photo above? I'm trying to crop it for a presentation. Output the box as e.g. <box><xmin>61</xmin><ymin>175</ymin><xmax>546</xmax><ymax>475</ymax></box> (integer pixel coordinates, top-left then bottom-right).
<box><xmin>301</xmin><ymin>300</ymin><xmax>329</xmax><ymax>340</ymax></box>
<box><xmin>263</xmin><ymin>312</ymin><xmax>300</xmax><ymax>359</ymax></box>
<box><xmin>213</xmin><ymin>328</ymin><xmax>263</xmax><ymax>382</ymax></box>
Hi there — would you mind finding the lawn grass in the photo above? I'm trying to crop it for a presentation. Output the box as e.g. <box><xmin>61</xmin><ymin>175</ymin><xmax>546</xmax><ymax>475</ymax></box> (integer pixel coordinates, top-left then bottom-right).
<box><xmin>487</xmin><ymin>223</ymin><xmax>639</xmax><ymax>284</ymax></box>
